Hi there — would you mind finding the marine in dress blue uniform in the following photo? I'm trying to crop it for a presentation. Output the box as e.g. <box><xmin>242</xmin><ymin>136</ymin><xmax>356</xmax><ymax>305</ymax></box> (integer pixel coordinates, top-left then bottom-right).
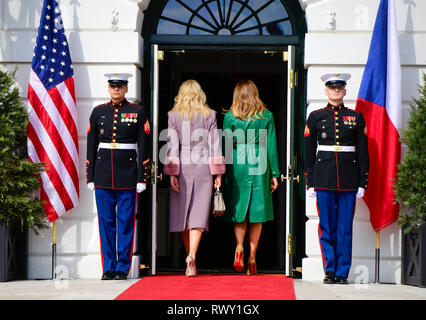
<box><xmin>304</xmin><ymin>73</ymin><xmax>369</xmax><ymax>284</ymax></box>
<box><xmin>86</xmin><ymin>73</ymin><xmax>151</xmax><ymax>280</ymax></box>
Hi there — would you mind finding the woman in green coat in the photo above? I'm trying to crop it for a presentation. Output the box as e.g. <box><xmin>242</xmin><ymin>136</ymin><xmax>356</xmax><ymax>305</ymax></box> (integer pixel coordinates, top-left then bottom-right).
<box><xmin>223</xmin><ymin>79</ymin><xmax>280</xmax><ymax>275</ymax></box>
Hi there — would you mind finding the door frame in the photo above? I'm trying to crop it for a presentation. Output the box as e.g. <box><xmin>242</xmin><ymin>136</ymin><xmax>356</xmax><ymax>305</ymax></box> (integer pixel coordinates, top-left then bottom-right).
<box><xmin>285</xmin><ymin>45</ymin><xmax>297</xmax><ymax>276</ymax></box>
<box><xmin>147</xmin><ymin>43</ymin><xmax>304</xmax><ymax>276</ymax></box>
<box><xmin>141</xmin><ymin>0</ymin><xmax>307</xmax><ymax>278</ymax></box>
<box><xmin>150</xmin><ymin>44</ymin><xmax>160</xmax><ymax>275</ymax></box>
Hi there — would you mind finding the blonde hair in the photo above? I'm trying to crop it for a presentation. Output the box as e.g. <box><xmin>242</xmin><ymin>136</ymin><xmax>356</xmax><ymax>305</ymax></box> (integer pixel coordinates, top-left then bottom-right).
<box><xmin>170</xmin><ymin>79</ymin><xmax>211</xmax><ymax>121</ymax></box>
<box><xmin>230</xmin><ymin>79</ymin><xmax>267</xmax><ymax>121</ymax></box>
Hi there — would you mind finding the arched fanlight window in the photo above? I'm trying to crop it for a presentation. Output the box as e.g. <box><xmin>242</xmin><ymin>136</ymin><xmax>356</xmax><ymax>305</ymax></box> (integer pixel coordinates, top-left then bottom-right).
<box><xmin>156</xmin><ymin>0</ymin><xmax>293</xmax><ymax>35</ymax></box>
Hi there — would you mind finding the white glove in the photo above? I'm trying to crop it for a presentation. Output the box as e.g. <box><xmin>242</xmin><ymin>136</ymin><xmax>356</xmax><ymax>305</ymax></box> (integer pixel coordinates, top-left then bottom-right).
<box><xmin>307</xmin><ymin>187</ymin><xmax>316</xmax><ymax>198</ymax></box>
<box><xmin>137</xmin><ymin>183</ymin><xmax>146</xmax><ymax>193</ymax></box>
<box><xmin>87</xmin><ymin>182</ymin><xmax>94</xmax><ymax>191</ymax></box>
<box><xmin>356</xmin><ymin>187</ymin><xmax>365</xmax><ymax>199</ymax></box>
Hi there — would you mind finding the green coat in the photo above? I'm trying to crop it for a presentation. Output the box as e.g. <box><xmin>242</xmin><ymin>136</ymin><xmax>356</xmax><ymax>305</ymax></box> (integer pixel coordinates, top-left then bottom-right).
<box><xmin>223</xmin><ymin>110</ymin><xmax>280</xmax><ymax>223</ymax></box>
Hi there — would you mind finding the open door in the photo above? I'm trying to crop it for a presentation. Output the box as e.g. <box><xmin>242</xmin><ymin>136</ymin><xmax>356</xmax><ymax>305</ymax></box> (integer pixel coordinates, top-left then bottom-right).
<box><xmin>284</xmin><ymin>45</ymin><xmax>299</xmax><ymax>277</ymax></box>
<box><xmin>150</xmin><ymin>44</ymin><xmax>161</xmax><ymax>275</ymax></box>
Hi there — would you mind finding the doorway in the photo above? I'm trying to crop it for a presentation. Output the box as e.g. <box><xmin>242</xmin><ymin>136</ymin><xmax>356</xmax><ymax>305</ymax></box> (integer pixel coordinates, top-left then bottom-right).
<box><xmin>154</xmin><ymin>50</ymin><xmax>288</xmax><ymax>273</ymax></box>
<box><xmin>140</xmin><ymin>0</ymin><xmax>307</xmax><ymax>277</ymax></box>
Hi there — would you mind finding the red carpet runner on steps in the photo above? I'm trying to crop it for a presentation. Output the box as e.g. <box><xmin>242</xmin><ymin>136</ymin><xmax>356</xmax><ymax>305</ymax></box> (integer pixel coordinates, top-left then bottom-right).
<box><xmin>115</xmin><ymin>274</ymin><xmax>296</xmax><ymax>300</ymax></box>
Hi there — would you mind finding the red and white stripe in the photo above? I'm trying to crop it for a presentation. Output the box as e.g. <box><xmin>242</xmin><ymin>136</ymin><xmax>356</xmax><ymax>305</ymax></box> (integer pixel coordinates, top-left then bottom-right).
<box><xmin>27</xmin><ymin>69</ymin><xmax>79</xmax><ymax>222</ymax></box>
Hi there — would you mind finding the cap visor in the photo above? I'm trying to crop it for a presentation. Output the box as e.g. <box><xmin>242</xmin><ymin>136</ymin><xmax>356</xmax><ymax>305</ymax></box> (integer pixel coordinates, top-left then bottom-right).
<box><xmin>326</xmin><ymin>80</ymin><xmax>346</xmax><ymax>87</ymax></box>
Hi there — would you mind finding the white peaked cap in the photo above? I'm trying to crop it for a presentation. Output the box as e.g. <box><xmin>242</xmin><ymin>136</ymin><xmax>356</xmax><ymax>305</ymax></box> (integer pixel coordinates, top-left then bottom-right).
<box><xmin>320</xmin><ymin>73</ymin><xmax>351</xmax><ymax>86</ymax></box>
<box><xmin>104</xmin><ymin>73</ymin><xmax>133</xmax><ymax>82</ymax></box>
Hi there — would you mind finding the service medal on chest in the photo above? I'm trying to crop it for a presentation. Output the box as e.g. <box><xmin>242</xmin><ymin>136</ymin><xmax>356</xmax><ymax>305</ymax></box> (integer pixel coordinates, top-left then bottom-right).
<box><xmin>121</xmin><ymin>113</ymin><xmax>138</xmax><ymax>123</ymax></box>
<box><xmin>343</xmin><ymin>116</ymin><xmax>356</xmax><ymax>126</ymax></box>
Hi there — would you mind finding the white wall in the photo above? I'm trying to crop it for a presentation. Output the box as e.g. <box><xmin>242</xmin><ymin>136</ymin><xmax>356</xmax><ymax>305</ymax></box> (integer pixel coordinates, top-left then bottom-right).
<box><xmin>1</xmin><ymin>0</ymin><xmax>424</xmax><ymax>281</ymax></box>
<box><xmin>0</xmin><ymin>0</ymin><xmax>144</xmax><ymax>279</ymax></box>
<box><xmin>302</xmin><ymin>0</ymin><xmax>426</xmax><ymax>283</ymax></box>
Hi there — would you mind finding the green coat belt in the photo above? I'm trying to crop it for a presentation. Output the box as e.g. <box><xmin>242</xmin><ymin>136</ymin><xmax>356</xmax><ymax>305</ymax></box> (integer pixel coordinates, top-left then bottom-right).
<box><xmin>223</xmin><ymin>110</ymin><xmax>280</xmax><ymax>223</ymax></box>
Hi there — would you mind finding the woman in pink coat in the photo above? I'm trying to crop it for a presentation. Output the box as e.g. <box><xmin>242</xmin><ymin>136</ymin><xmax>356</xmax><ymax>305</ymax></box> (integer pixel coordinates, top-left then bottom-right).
<box><xmin>163</xmin><ymin>80</ymin><xmax>225</xmax><ymax>276</ymax></box>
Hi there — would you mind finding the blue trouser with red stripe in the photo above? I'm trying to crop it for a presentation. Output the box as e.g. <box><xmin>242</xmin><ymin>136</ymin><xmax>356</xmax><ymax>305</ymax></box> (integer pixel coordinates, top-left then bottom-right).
<box><xmin>95</xmin><ymin>188</ymin><xmax>136</xmax><ymax>274</ymax></box>
<box><xmin>316</xmin><ymin>189</ymin><xmax>356</xmax><ymax>278</ymax></box>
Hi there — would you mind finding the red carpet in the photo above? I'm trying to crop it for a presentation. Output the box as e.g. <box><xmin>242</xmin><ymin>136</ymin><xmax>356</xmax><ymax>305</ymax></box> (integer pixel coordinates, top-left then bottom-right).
<box><xmin>115</xmin><ymin>274</ymin><xmax>296</xmax><ymax>300</ymax></box>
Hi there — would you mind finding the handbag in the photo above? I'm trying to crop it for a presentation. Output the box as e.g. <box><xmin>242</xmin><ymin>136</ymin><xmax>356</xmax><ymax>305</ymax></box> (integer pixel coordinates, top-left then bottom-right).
<box><xmin>212</xmin><ymin>187</ymin><xmax>226</xmax><ymax>217</ymax></box>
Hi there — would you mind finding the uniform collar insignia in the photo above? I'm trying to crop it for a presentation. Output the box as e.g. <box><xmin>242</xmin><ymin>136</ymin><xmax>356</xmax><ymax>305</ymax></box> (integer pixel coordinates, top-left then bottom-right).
<box><xmin>110</xmin><ymin>98</ymin><xmax>127</xmax><ymax>108</ymax></box>
<box><xmin>327</xmin><ymin>103</ymin><xmax>345</xmax><ymax>111</ymax></box>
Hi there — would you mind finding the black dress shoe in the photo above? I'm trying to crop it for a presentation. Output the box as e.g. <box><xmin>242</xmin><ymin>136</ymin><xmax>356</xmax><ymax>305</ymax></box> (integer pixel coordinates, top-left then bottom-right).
<box><xmin>323</xmin><ymin>272</ymin><xmax>335</xmax><ymax>284</ymax></box>
<box><xmin>101</xmin><ymin>271</ymin><xmax>116</xmax><ymax>280</ymax></box>
<box><xmin>335</xmin><ymin>276</ymin><xmax>348</xmax><ymax>284</ymax></box>
<box><xmin>114</xmin><ymin>271</ymin><xmax>128</xmax><ymax>280</ymax></box>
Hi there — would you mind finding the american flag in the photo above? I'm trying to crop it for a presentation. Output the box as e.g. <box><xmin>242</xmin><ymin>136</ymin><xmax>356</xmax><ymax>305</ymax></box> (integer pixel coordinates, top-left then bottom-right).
<box><xmin>27</xmin><ymin>0</ymin><xmax>79</xmax><ymax>222</ymax></box>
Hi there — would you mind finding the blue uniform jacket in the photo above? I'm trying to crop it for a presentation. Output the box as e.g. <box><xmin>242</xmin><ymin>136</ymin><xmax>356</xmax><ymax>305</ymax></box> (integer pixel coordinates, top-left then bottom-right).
<box><xmin>86</xmin><ymin>99</ymin><xmax>150</xmax><ymax>189</ymax></box>
<box><xmin>304</xmin><ymin>103</ymin><xmax>369</xmax><ymax>191</ymax></box>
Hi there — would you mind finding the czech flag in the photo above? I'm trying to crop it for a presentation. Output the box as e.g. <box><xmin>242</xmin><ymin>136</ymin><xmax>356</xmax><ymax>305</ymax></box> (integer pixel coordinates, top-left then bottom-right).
<box><xmin>355</xmin><ymin>0</ymin><xmax>401</xmax><ymax>232</ymax></box>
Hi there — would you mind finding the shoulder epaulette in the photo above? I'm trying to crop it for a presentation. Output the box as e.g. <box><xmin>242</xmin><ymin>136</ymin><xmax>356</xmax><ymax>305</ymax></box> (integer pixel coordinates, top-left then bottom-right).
<box><xmin>311</xmin><ymin>107</ymin><xmax>326</xmax><ymax>115</ymax></box>
<box><xmin>94</xmin><ymin>102</ymin><xmax>108</xmax><ymax>109</ymax></box>
<box><xmin>128</xmin><ymin>102</ymin><xmax>143</xmax><ymax>109</ymax></box>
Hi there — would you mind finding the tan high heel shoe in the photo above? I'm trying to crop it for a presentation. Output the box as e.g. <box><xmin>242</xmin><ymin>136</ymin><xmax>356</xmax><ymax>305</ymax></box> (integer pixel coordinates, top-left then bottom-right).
<box><xmin>247</xmin><ymin>256</ymin><xmax>257</xmax><ymax>275</ymax></box>
<box><xmin>185</xmin><ymin>256</ymin><xmax>197</xmax><ymax>277</ymax></box>
<box><xmin>234</xmin><ymin>245</ymin><xmax>244</xmax><ymax>272</ymax></box>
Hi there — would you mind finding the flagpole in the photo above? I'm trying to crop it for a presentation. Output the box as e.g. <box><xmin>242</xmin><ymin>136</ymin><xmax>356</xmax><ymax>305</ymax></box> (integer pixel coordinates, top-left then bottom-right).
<box><xmin>52</xmin><ymin>220</ymin><xmax>57</xmax><ymax>280</ymax></box>
<box><xmin>374</xmin><ymin>231</ymin><xmax>380</xmax><ymax>284</ymax></box>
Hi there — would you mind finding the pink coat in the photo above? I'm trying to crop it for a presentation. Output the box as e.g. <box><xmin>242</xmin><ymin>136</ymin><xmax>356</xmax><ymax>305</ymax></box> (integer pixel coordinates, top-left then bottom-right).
<box><xmin>163</xmin><ymin>110</ymin><xmax>225</xmax><ymax>232</ymax></box>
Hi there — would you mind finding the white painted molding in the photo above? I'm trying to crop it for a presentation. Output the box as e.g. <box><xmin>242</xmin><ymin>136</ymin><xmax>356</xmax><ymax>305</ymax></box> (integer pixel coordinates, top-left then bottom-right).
<box><xmin>326</xmin><ymin>8</ymin><xmax>336</xmax><ymax>31</ymax></box>
<box><xmin>300</xmin><ymin>0</ymin><xmax>322</xmax><ymax>9</ymax></box>
<box><xmin>110</xmin><ymin>6</ymin><xmax>120</xmax><ymax>31</ymax></box>
<box><xmin>305</xmin><ymin>33</ymin><xmax>426</xmax><ymax>66</ymax></box>
<box><xmin>137</xmin><ymin>0</ymin><xmax>150</xmax><ymax>12</ymax></box>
